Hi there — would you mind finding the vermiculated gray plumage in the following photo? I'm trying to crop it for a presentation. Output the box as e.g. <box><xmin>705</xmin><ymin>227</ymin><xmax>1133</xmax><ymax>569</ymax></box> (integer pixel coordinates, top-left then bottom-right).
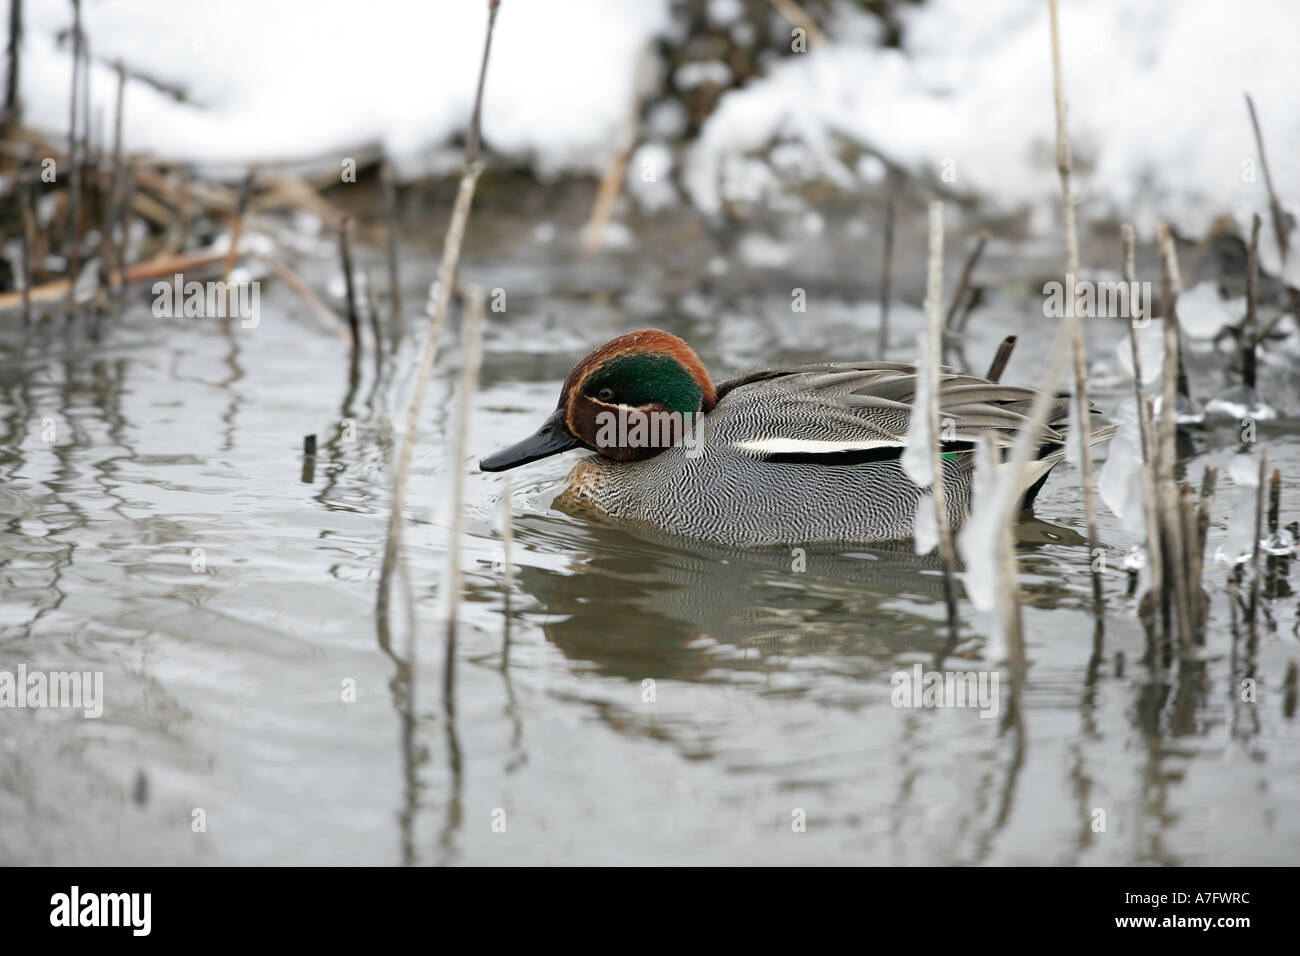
<box><xmin>555</xmin><ymin>362</ymin><xmax>1111</xmax><ymax>547</ymax></box>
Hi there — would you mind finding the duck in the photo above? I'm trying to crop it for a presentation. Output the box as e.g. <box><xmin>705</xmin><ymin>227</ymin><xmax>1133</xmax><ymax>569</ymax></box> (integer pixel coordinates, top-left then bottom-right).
<box><xmin>480</xmin><ymin>329</ymin><xmax>1111</xmax><ymax>547</ymax></box>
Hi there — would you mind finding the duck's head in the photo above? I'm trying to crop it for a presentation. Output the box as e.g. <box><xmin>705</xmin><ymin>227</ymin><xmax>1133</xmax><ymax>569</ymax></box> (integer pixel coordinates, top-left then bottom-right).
<box><xmin>480</xmin><ymin>329</ymin><xmax>716</xmax><ymax>472</ymax></box>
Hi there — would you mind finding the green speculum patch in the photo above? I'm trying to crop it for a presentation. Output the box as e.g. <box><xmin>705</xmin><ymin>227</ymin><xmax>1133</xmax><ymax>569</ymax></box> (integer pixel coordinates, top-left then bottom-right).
<box><xmin>586</xmin><ymin>352</ymin><xmax>704</xmax><ymax>414</ymax></box>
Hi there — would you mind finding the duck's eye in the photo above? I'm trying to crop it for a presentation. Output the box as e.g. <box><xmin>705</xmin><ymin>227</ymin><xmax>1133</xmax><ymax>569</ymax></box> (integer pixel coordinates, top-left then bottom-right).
<box><xmin>596</xmin><ymin>387</ymin><xmax>615</xmax><ymax>402</ymax></box>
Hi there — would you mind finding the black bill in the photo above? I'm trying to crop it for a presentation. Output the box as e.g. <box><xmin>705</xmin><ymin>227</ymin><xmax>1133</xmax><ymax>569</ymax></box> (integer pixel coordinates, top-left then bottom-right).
<box><xmin>479</xmin><ymin>408</ymin><xmax>581</xmax><ymax>472</ymax></box>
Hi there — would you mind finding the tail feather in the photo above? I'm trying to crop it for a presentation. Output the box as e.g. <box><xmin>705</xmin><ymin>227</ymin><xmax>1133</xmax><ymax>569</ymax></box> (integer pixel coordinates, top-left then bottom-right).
<box><xmin>1014</xmin><ymin>422</ymin><xmax>1119</xmax><ymax>510</ymax></box>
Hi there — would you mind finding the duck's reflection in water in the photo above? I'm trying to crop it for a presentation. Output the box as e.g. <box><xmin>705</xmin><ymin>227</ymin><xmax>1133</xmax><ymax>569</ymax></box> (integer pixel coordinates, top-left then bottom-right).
<box><xmin>508</xmin><ymin>510</ymin><xmax>1087</xmax><ymax>682</ymax></box>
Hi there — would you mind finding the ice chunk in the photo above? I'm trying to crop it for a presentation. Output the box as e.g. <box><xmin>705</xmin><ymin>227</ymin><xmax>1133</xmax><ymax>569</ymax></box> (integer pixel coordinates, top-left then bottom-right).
<box><xmin>957</xmin><ymin>439</ymin><xmax>1008</xmax><ymax>661</ymax></box>
<box><xmin>1204</xmin><ymin>384</ymin><xmax>1277</xmax><ymax>421</ymax></box>
<box><xmin>1263</xmin><ymin>529</ymin><xmax>1296</xmax><ymax>556</ymax></box>
<box><xmin>958</xmin><ymin>441</ymin><xmax>1002</xmax><ymax>611</ymax></box>
<box><xmin>1114</xmin><ymin>321</ymin><xmax>1165</xmax><ymax>386</ymax></box>
<box><xmin>1178</xmin><ymin>282</ymin><xmax>1244</xmax><ymax>339</ymax></box>
<box><xmin>901</xmin><ymin>332</ymin><xmax>935</xmax><ymax>487</ymax></box>
<box><xmin>1122</xmin><ymin>545</ymin><xmax>1147</xmax><ymax>572</ymax></box>
<box><xmin>1218</xmin><ymin>452</ymin><xmax>1263</xmax><ymax>566</ymax></box>
<box><xmin>914</xmin><ymin>494</ymin><xmax>938</xmax><ymax>556</ymax></box>
<box><xmin>1098</xmin><ymin>400</ymin><xmax>1148</xmax><ymax>535</ymax></box>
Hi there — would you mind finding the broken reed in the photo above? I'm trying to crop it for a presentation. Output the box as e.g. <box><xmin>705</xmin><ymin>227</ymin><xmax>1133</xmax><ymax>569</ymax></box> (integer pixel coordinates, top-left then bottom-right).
<box><xmin>984</xmin><ymin>335</ymin><xmax>1016</xmax><ymax>383</ymax></box>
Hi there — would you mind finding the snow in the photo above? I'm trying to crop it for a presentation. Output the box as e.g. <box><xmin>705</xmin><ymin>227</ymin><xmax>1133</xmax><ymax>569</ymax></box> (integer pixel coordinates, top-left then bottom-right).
<box><xmin>20</xmin><ymin>0</ymin><xmax>672</xmax><ymax>178</ymax></box>
<box><xmin>17</xmin><ymin>0</ymin><xmax>1298</xmax><ymax>259</ymax></box>
<box><xmin>685</xmin><ymin>0</ymin><xmax>1300</xmax><ymax>269</ymax></box>
<box><xmin>627</xmin><ymin>142</ymin><xmax>679</xmax><ymax>213</ymax></box>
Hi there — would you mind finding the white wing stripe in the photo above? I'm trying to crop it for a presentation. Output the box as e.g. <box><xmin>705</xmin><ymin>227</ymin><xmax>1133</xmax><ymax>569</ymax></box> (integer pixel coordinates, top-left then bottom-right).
<box><xmin>733</xmin><ymin>438</ymin><xmax>905</xmax><ymax>455</ymax></box>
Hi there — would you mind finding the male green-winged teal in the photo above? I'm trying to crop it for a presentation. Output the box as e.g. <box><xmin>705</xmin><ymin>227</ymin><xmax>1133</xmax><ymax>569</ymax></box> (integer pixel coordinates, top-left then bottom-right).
<box><xmin>480</xmin><ymin>329</ymin><xmax>1110</xmax><ymax>547</ymax></box>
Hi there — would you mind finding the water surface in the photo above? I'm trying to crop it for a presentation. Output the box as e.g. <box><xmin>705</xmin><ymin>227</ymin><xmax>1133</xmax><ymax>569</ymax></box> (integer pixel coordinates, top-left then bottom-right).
<box><xmin>2</xmin><ymin>229</ymin><xmax>1298</xmax><ymax>865</ymax></box>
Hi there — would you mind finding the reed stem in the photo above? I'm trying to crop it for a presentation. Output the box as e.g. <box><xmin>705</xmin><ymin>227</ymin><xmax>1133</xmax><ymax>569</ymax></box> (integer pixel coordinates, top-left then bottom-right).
<box><xmin>1048</xmin><ymin>0</ymin><xmax>1103</xmax><ymax>615</ymax></box>
<box><xmin>923</xmin><ymin>200</ymin><xmax>961</xmax><ymax>644</ymax></box>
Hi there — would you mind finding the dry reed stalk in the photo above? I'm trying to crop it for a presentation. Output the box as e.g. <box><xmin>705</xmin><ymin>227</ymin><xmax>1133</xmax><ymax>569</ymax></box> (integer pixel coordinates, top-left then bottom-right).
<box><xmin>118</xmin><ymin>161</ymin><xmax>136</xmax><ymax>268</ymax></box>
<box><xmin>1155</xmin><ymin>221</ymin><xmax>1194</xmax><ymax>648</ymax></box>
<box><xmin>64</xmin><ymin>0</ymin><xmax>83</xmax><ymax>319</ymax></box>
<box><xmin>17</xmin><ymin>171</ymin><xmax>31</xmax><ymax>323</ymax></box>
<box><xmin>1189</xmin><ymin>466</ymin><xmax>1217</xmax><ymax>635</ymax></box>
<box><xmin>1178</xmin><ymin>483</ymin><xmax>1198</xmax><ymax>629</ymax></box>
<box><xmin>582</xmin><ymin>43</ymin><xmax>652</xmax><ymax>253</ymax></box>
<box><xmin>221</xmin><ymin>170</ymin><xmax>254</xmax><ymax>283</ymax></box>
<box><xmin>381</xmin><ymin>160</ymin><xmax>403</xmax><ymax>347</ymax></box>
<box><xmin>464</xmin><ymin>0</ymin><xmax>499</xmax><ymax>165</ymax></box>
<box><xmin>160</xmin><ymin>169</ymin><xmax>193</xmax><ymax>256</ymax></box>
<box><xmin>878</xmin><ymin>171</ymin><xmax>898</xmax><ymax>354</ymax></box>
<box><xmin>3</xmin><ymin>0</ymin><xmax>20</xmax><ymax>130</ymax></box>
<box><xmin>769</xmin><ymin>0</ymin><xmax>829</xmax><ymax>46</ymax></box>
<box><xmin>1048</xmin><ymin>0</ymin><xmax>1102</xmax><ymax>613</ymax></box>
<box><xmin>365</xmin><ymin>266</ymin><xmax>383</xmax><ymax>358</ymax></box>
<box><xmin>1244</xmin><ymin>213</ymin><xmax>1261</xmax><ymax>393</ymax></box>
<box><xmin>339</xmin><ymin>216</ymin><xmax>361</xmax><ymax>345</ymax></box>
<box><xmin>945</xmin><ymin>231</ymin><xmax>989</xmax><ymax>332</ymax></box>
<box><xmin>377</xmin><ymin>161</ymin><xmax>486</xmax><ymax>618</ymax></box>
<box><xmin>301</xmin><ymin>434</ymin><xmax>316</xmax><ymax>484</ymax></box>
<box><xmin>1122</xmin><ymin>224</ymin><xmax>1164</xmax><ymax>620</ymax></box>
<box><xmin>985</xmin><ymin>335</ymin><xmax>1016</xmax><ymax>382</ymax></box>
<box><xmin>500</xmin><ymin>473</ymin><xmax>514</xmax><ymax>662</ymax></box>
<box><xmin>922</xmin><ymin>200</ymin><xmax>960</xmax><ymax>643</ymax></box>
<box><xmin>1197</xmin><ymin>467</ymin><xmax>1218</xmax><ymax>572</ymax></box>
<box><xmin>1264</xmin><ymin>468</ymin><xmax>1283</xmax><ymax>597</ymax></box>
<box><xmin>100</xmin><ymin>60</ymin><xmax>126</xmax><ymax>296</ymax></box>
<box><xmin>444</xmin><ymin>285</ymin><xmax>487</xmax><ymax>668</ymax></box>
<box><xmin>1285</xmin><ymin>661</ymin><xmax>1298</xmax><ymax>719</ymax></box>
<box><xmin>993</xmin><ymin>323</ymin><xmax>1074</xmax><ymax>722</ymax></box>
<box><xmin>258</xmin><ymin>252</ymin><xmax>349</xmax><ymax>338</ymax></box>
<box><xmin>254</xmin><ymin>173</ymin><xmax>345</xmax><ymax>228</ymax></box>
<box><xmin>1248</xmin><ymin>448</ymin><xmax>1269</xmax><ymax>633</ymax></box>
<box><xmin>132</xmin><ymin>165</ymin><xmax>236</xmax><ymax>215</ymax></box>
<box><xmin>1244</xmin><ymin>93</ymin><xmax>1290</xmax><ymax>266</ymax></box>
<box><xmin>0</xmin><ymin>243</ymin><xmax>233</xmax><ymax>312</ymax></box>
<box><xmin>377</xmin><ymin>0</ymin><xmax>499</xmax><ymax>626</ymax></box>
<box><xmin>79</xmin><ymin>32</ymin><xmax>89</xmax><ymax>164</ymax></box>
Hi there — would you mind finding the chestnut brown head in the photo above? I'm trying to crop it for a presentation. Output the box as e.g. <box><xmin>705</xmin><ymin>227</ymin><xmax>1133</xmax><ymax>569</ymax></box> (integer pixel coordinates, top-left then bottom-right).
<box><xmin>480</xmin><ymin>330</ymin><xmax>716</xmax><ymax>472</ymax></box>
